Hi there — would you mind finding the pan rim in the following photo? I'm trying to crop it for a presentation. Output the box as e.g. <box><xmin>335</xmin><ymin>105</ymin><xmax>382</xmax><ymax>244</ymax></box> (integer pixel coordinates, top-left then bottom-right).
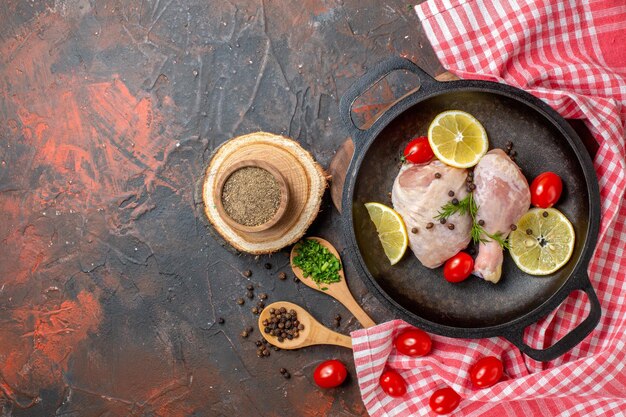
<box><xmin>342</xmin><ymin>80</ymin><xmax>600</xmax><ymax>338</ymax></box>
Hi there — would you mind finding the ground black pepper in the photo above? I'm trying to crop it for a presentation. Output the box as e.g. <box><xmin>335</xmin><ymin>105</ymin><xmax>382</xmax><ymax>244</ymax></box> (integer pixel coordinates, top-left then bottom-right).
<box><xmin>222</xmin><ymin>167</ymin><xmax>281</xmax><ymax>226</ymax></box>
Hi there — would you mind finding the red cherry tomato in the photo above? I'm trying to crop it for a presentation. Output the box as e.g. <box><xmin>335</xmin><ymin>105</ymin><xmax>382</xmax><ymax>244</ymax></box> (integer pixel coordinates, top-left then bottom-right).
<box><xmin>394</xmin><ymin>328</ymin><xmax>432</xmax><ymax>357</ymax></box>
<box><xmin>443</xmin><ymin>252</ymin><xmax>474</xmax><ymax>283</ymax></box>
<box><xmin>470</xmin><ymin>356</ymin><xmax>503</xmax><ymax>388</ymax></box>
<box><xmin>403</xmin><ymin>136</ymin><xmax>434</xmax><ymax>164</ymax></box>
<box><xmin>313</xmin><ymin>360</ymin><xmax>348</xmax><ymax>388</ymax></box>
<box><xmin>379</xmin><ymin>370</ymin><xmax>407</xmax><ymax>397</ymax></box>
<box><xmin>429</xmin><ymin>387</ymin><xmax>461</xmax><ymax>415</ymax></box>
<box><xmin>530</xmin><ymin>172</ymin><xmax>563</xmax><ymax>208</ymax></box>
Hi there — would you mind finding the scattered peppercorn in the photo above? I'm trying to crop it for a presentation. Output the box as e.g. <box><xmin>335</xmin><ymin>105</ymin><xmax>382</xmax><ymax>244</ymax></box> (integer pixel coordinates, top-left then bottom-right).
<box><xmin>293</xmin><ymin>276</ymin><xmax>299</xmax><ymax>283</ymax></box>
<box><xmin>243</xmin><ymin>270</ymin><xmax>252</xmax><ymax>278</ymax></box>
<box><xmin>452</xmin><ymin>198</ymin><xmax>459</xmax><ymax>205</ymax></box>
<box><xmin>448</xmin><ymin>223</ymin><xmax>455</xmax><ymax>230</ymax></box>
<box><xmin>218</xmin><ymin>317</ymin><xmax>225</xmax><ymax>324</ymax></box>
<box><xmin>411</xmin><ymin>227</ymin><xmax>418</xmax><ymax>234</ymax></box>
<box><xmin>256</xmin><ymin>340</ymin><xmax>263</xmax><ymax>347</ymax></box>
<box><xmin>448</xmin><ymin>190</ymin><xmax>455</xmax><ymax>197</ymax></box>
<box><xmin>543</xmin><ymin>211</ymin><xmax>549</xmax><ymax>217</ymax></box>
<box><xmin>478</xmin><ymin>219</ymin><xmax>485</xmax><ymax>226</ymax></box>
<box><xmin>511</xmin><ymin>224</ymin><xmax>517</xmax><ymax>231</ymax></box>
<box><xmin>246</xmin><ymin>284</ymin><xmax>254</xmax><ymax>291</ymax></box>
<box><xmin>236</xmin><ymin>298</ymin><xmax>244</xmax><ymax>305</ymax></box>
<box><xmin>278</xmin><ymin>272</ymin><xmax>287</xmax><ymax>280</ymax></box>
<box><xmin>241</xmin><ymin>330</ymin><xmax>249</xmax><ymax>338</ymax></box>
<box><xmin>435</xmin><ymin>172</ymin><xmax>441</xmax><ymax>179</ymax></box>
<box><xmin>252</xmin><ymin>307</ymin><xmax>259</xmax><ymax>314</ymax></box>
<box><xmin>280</xmin><ymin>368</ymin><xmax>287</xmax><ymax>374</ymax></box>
<box><xmin>259</xmin><ymin>293</ymin><xmax>268</xmax><ymax>300</ymax></box>
<box><xmin>469</xmin><ymin>183</ymin><xmax>476</xmax><ymax>191</ymax></box>
<box><xmin>526</xmin><ymin>228</ymin><xmax>533</xmax><ymax>235</ymax></box>
<box><xmin>246</xmin><ymin>291</ymin><xmax>254</xmax><ymax>299</ymax></box>
<box><xmin>426</xmin><ymin>222</ymin><xmax>434</xmax><ymax>229</ymax></box>
<box><xmin>468</xmin><ymin>171</ymin><xmax>474</xmax><ymax>178</ymax></box>
<box><xmin>264</xmin><ymin>263</ymin><xmax>272</xmax><ymax>269</ymax></box>
<box><xmin>506</xmin><ymin>141</ymin><xmax>513</xmax><ymax>149</ymax></box>
<box><xmin>283</xmin><ymin>372</ymin><xmax>291</xmax><ymax>379</ymax></box>
<box><xmin>439</xmin><ymin>218</ymin><xmax>447</xmax><ymax>224</ymax></box>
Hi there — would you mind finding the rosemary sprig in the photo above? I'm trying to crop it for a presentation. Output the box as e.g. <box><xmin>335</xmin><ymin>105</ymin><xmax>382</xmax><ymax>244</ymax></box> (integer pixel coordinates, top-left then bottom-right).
<box><xmin>435</xmin><ymin>192</ymin><xmax>509</xmax><ymax>249</ymax></box>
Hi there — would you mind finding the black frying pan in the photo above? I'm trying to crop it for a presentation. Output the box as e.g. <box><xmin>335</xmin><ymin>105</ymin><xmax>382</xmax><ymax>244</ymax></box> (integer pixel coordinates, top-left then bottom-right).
<box><xmin>339</xmin><ymin>57</ymin><xmax>601</xmax><ymax>362</ymax></box>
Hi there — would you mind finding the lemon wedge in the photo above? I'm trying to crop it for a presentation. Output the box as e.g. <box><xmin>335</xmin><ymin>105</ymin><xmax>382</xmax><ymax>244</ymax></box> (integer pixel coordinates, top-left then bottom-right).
<box><xmin>364</xmin><ymin>202</ymin><xmax>408</xmax><ymax>265</ymax></box>
<box><xmin>428</xmin><ymin>110</ymin><xmax>489</xmax><ymax>168</ymax></box>
<box><xmin>509</xmin><ymin>208</ymin><xmax>575</xmax><ymax>275</ymax></box>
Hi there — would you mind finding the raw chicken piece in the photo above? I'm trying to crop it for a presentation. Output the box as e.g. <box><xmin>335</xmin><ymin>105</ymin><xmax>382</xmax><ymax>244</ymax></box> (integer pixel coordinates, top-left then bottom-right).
<box><xmin>392</xmin><ymin>160</ymin><xmax>471</xmax><ymax>268</ymax></box>
<box><xmin>473</xmin><ymin>149</ymin><xmax>531</xmax><ymax>283</ymax></box>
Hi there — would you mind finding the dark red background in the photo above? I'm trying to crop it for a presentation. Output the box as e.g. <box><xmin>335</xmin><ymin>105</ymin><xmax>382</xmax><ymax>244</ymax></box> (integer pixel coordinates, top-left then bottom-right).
<box><xmin>0</xmin><ymin>1</ymin><xmax>445</xmax><ymax>415</ymax></box>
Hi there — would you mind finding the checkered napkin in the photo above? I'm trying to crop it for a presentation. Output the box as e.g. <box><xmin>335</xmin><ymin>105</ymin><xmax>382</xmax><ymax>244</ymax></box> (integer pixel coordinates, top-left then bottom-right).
<box><xmin>351</xmin><ymin>1</ymin><xmax>626</xmax><ymax>415</ymax></box>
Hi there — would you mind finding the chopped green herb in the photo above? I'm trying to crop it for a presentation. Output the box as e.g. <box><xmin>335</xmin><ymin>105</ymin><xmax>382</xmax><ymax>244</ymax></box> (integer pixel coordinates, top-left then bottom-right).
<box><xmin>292</xmin><ymin>239</ymin><xmax>342</xmax><ymax>287</ymax></box>
<box><xmin>436</xmin><ymin>193</ymin><xmax>509</xmax><ymax>249</ymax></box>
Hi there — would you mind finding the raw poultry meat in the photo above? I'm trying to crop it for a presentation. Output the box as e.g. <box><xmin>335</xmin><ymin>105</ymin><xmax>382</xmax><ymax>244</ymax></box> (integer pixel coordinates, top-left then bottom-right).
<box><xmin>392</xmin><ymin>160</ymin><xmax>472</xmax><ymax>268</ymax></box>
<box><xmin>473</xmin><ymin>149</ymin><xmax>531</xmax><ymax>283</ymax></box>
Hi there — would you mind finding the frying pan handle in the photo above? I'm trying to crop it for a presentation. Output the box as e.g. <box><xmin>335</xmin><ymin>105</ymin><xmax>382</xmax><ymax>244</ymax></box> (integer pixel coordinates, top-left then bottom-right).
<box><xmin>503</xmin><ymin>274</ymin><xmax>601</xmax><ymax>362</ymax></box>
<box><xmin>339</xmin><ymin>56</ymin><xmax>437</xmax><ymax>146</ymax></box>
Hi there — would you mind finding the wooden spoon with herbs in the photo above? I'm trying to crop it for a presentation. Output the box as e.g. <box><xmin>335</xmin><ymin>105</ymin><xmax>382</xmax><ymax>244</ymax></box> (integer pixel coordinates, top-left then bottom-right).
<box><xmin>290</xmin><ymin>237</ymin><xmax>376</xmax><ymax>328</ymax></box>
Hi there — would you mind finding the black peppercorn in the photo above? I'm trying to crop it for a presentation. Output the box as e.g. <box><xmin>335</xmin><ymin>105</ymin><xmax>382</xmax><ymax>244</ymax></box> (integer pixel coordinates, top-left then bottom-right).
<box><xmin>218</xmin><ymin>317</ymin><xmax>225</xmax><ymax>324</ymax></box>
<box><xmin>448</xmin><ymin>223</ymin><xmax>455</xmax><ymax>230</ymax></box>
<box><xmin>283</xmin><ymin>372</ymin><xmax>291</xmax><ymax>379</ymax></box>
<box><xmin>511</xmin><ymin>224</ymin><xmax>517</xmax><ymax>231</ymax></box>
<box><xmin>426</xmin><ymin>222</ymin><xmax>434</xmax><ymax>229</ymax></box>
<box><xmin>435</xmin><ymin>172</ymin><xmax>441</xmax><ymax>179</ymax></box>
<box><xmin>278</xmin><ymin>272</ymin><xmax>287</xmax><ymax>280</ymax></box>
<box><xmin>264</xmin><ymin>263</ymin><xmax>272</xmax><ymax>269</ymax></box>
<box><xmin>448</xmin><ymin>190</ymin><xmax>455</xmax><ymax>197</ymax></box>
<box><xmin>236</xmin><ymin>298</ymin><xmax>244</xmax><ymax>305</ymax></box>
<box><xmin>478</xmin><ymin>219</ymin><xmax>485</xmax><ymax>226</ymax></box>
<box><xmin>240</xmin><ymin>330</ymin><xmax>248</xmax><ymax>338</ymax></box>
<box><xmin>526</xmin><ymin>228</ymin><xmax>533</xmax><ymax>235</ymax></box>
<box><xmin>452</xmin><ymin>198</ymin><xmax>459</xmax><ymax>205</ymax></box>
<box><xmin>543</xmin><ymin>211</ymin><xmax>549</xmax><ymax>217</ymax></box>
<box><xmin>469</xmin><ymin>183</ymin><xmax>476</xmax><ymax>191</ymax></box>
<box><xmin>293</xmin><ymin>276</ymin><xmax>299</xmax><ymax>283</ymax></box>
<box><xmin>411</xmin><ymin>227</ymin><xmax>418</xmax><ymax>234</ymax></box>
<box><xmin>439</xmin><ymin>218</ymin><xmax>447</xmax><ymax>224</ymax></box>
<box><xmin>259</xmin><ymin>293</ymin><xmax>268</xmax><ymax>300</ymax></box>
<box><xmin>246</xmin><ymin>284</ymin><xmax>254</xmax><ymax>291</ymax></box>
<box><xmin>506</xmin><ymin>141</ymin><xmax>513</xmax><ymax>149</ymax></box>
<box><xmin>243</xmin><ymin>270</ymin><xmax>252</xmax><ymax>278</ymax></box>
<box><xmin>246</xmin><ymin>291</ymin><xmax>254</xmax><ymax>299</ymax></box>
<box><xmin>280</xmin><ymin>368</ymin><xmax>287</xmax><ymax>374</ymax></box>
<box><xmin>252</xmin><ymin>307</ymin><xmax>258</xmax><ymax>314</ymax></box>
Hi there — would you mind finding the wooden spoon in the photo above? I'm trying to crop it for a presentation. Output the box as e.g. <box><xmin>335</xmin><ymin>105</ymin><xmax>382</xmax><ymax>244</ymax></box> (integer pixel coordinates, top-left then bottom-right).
<box><xmin>290</xmin><ymin>237</ymin><xmax>376</xmax><ymax>328</ymax></box>
<box><xmin>258</xmin><ymin>301</ymin><xmax>352</xmax><ymax>349</ymax></box>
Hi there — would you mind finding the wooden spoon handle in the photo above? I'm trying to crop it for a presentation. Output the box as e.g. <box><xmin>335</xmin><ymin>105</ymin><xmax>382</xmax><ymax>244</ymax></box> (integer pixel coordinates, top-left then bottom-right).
<box><xmin>321</xmin><ymin>330</ymin><xmax>353</xmax><ymax>349</ymax></box>
<box><xmin>341</xmin><ymin>292</ymin><xmax>377</xmax><ymax>328</ymax></box>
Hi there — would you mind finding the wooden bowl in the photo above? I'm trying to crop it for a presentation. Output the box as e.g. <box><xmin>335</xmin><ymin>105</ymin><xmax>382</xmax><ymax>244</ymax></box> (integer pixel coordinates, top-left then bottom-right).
<box><xmin>213</xmin><ymin>160</ymin><xmax>290</xmax><ymax>233</ymax></box>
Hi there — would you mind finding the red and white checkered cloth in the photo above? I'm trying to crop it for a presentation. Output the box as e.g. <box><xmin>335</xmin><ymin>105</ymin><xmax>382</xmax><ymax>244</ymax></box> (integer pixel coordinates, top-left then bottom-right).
<box><xmin>351</xmin><ymin>1</ymin><xmax>626</xmax><ymax>415</ymax></box>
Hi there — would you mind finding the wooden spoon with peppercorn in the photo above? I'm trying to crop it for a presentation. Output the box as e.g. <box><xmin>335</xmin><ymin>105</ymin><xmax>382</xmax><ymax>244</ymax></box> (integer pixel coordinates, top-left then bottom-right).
<box><xmin>290</xmin><ymin>237</ymin><xmax>376</xmax><ymax>328</ymax></box>
<box><xmin>258</xmin><ymin>301</ymin><xmax>352</xmax><ymax>349</ymax></box>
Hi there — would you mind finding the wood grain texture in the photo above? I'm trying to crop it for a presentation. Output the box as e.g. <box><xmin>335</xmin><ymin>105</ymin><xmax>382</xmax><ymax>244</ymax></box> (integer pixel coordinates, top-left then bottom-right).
<box><xmin>290</xmin><ymin>237</ymin><xmax>377</xmax><ymax>328</ymax></box>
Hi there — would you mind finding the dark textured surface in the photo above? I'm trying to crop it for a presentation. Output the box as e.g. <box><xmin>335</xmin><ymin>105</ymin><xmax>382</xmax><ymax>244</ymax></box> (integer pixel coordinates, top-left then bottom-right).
<box><xmin>0</xmin><ymin>1</ymin><xmax>443</xmax><ymax>416</ymax></box>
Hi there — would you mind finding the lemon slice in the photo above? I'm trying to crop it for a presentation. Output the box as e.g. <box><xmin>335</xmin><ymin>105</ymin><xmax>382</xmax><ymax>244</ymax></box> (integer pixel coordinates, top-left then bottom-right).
<box><xmin>364</xmin><ymin>202</ymin><xmax>408</xmax><ymax>265</ymax></box>
<box><xmin>509</xmin><ymin>208</ymin><xmax>575</xmax><ymax>275</ymax></box>
<box><xmin>427</xmin><ymin>110</ymin><xmax>489</xmax><ymax>168</ymax></box>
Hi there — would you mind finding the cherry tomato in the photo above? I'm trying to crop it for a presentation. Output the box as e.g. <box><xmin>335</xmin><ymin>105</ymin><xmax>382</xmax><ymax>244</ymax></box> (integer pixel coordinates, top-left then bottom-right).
<box><xmin>313</xmin><ymin>360</ymin><xmax>348</xmax><ymax>388</ymax></box>
<box><xmin>379</xmin><ymin>370</ymin><xmax>407</xmax><ymax>397</ymax></box>
<box><xmin>530</xmin><ymin>172</ymin><xmax>563</xmax><ymax>208</ymax></box>
<box><xmin>394</xmin><ymin>328</ymin><xmax>432</xmax><ymax>357</ymax></box>
<box><xmin>429</xmin><ymin>387</ymin><xmax>461</xmax><ymax>415</ymax></box>
<box><xmin>443</xmin><ymin>252</ymin><xmax>474</xmax><ymax>283</ymax></box>
<box><xmin>403</xmin><ymin>136</ymin><xmax>434</xmax><ymax>164</ymax></box>
<box><xmin>470</xmin><ymin>356</ymin><xmax>503</xmax><ymax>388</ymax></box>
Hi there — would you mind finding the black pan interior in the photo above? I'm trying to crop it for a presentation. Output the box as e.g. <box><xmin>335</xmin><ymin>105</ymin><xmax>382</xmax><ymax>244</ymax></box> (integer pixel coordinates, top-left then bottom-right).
<box><xmin>352</xmin><ymin>90</ymin><xmax>590</xmax><ymax>329</ymax></box>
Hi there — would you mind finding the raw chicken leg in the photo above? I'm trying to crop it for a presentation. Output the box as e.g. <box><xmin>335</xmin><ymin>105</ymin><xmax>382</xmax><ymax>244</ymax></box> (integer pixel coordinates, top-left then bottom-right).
<box><xmin>392</xmin><ymin>160</ymin><xmax>471</xmax><ymax>268</ymax></box>
<box><xmin>473</xmin><ymin>149</ymin><xmax>531</xmax><ymax>283</ymax></box>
